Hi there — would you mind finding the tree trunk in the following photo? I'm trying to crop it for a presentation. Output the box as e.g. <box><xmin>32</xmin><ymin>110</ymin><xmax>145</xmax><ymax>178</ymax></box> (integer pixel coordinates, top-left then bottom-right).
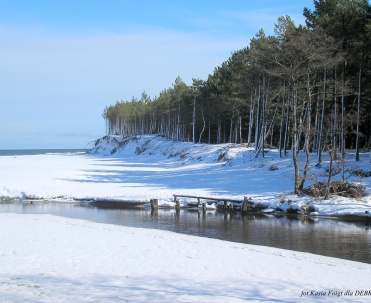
<box><xmin>355</xmin><ymin>65</ymin><xmax>362</xmax><ymax>161</ymax></box>
<box><xmin>239</xmin><ymin>116</ymin><xmax>242</xmax><ymax>144</ymax></box>
<box><xmin>208</xmin><ymin>116</ymin><xmax>211</xmax><ymax>144</ymax></box>
<box><xmin>341</xmin><ymin>66</ymin><xmax>345</xmax><ymax>160</ymax></box>
<box><xmin>324</xmin><ymin>144</ymin><xmax>334</xmax><ymax>200</ymax></box>
<box><xmin>299</xmin><ymin>85</ymin><xmax>312</xmax><ymax>191</ymax></box>
<box><xmin>292</xmin><ymin>84</ymin><xmax>300</xmax><ymax>194</ymax></box>
<box><xmin>199</xmin><ymin>109</ymin><xmax>206</xmax><ymax>143</ymax></box>
<box><xmin>217</xmin><ymin>115</ymin><xmax>221</xmax><ymax>144</ymax></box>
<box><xmin>317</xmin><ymin>69</ymin><xmax>326</xmax><ymax>164</ymax></box>
<box><xmin>255</xmin><ymin>81</ymin><xmax>261</xmax><ymax>153</ymax></box>
<box><xmin>247</xmin><ymin>93</ymin><xmax>255</xmax><ymax>147</ymax></box>
<box><xmin>333</xmin><ymin>68</ymin><xmax>338</xmax><ymax>158</ymax></box>
<box><xmin>283</xmin><ymin>94</ymin><xmax>290</xmax><ymax>156</ymax></box>
<box><xmin>192</xmin><ymin>95</ymin><xmax>196</xmax><ymax>143</ymax></box>
<box><xmin>279</xmin><ymin>81</ymin><xmax>286</xmax><ymax>157</ymax></box>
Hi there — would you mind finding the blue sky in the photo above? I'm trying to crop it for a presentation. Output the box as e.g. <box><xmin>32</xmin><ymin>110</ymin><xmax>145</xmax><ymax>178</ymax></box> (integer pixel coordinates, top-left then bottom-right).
<box><xmin>0</xmin><ymin>0</ymin><xmax>314</xmax><ymax>149</ymax></box>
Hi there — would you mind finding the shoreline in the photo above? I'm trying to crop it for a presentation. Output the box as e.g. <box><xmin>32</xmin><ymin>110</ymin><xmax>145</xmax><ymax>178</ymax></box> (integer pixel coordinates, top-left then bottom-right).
<box><xmin>1</xmin><ymin>212</ymin><xmax>370</xmax><ymax>302</ymax></box>
<box><xmin>1</xmin><ymin>136</ymin><xmax>371</xmax><ymax>222</ymax></box>
<box><xmin>2</xmin><ymin>198</ymin><xmax>370</xmax><ymax>224</ymax></box>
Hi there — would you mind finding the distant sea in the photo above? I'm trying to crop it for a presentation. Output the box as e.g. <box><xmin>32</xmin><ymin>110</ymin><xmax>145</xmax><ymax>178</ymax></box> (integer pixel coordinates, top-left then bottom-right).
<box><xmin>0</xmin><ymin>149</ymin><xmax>89</xmax><ymax>156</ymax></box>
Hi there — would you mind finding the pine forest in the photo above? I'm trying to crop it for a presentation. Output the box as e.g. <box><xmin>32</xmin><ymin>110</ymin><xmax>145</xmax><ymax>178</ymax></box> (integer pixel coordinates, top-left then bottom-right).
<box><xmin>102</xmin><ymin>0</ymin><xmax>371</xmax><ymax>193</ymax></box>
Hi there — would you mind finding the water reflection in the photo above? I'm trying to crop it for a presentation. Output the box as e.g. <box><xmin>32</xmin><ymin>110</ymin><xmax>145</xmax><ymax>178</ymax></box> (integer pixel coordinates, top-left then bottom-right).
<box><xmin>1</xmin><ymin>202</ymin><xmax>370</xmax><ymax>264</ymax></box>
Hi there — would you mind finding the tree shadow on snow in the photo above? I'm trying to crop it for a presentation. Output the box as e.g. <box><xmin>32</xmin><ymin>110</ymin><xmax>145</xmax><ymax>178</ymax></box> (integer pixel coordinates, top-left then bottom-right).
<box><xmin>58</xmin><ymin>157</ymin><xmax>286</xmax><ymax>196</ymax></box>
<box><xmin>1</xmin><ymin>273</ymin><xmax>305</xmax><ymax>303</ymax></box>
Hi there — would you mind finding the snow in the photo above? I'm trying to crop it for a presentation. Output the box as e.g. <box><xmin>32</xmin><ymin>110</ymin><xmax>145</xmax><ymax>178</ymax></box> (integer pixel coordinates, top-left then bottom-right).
<box><xmin>1</xmin><ymin>135</ymin><xmax>371</xmax><ymax>302</ymax></box>
<box><xmin>1</xmin><ymin>135</ymin><xmax>371</xmax><ymax>217</ymax></box>
<box><xmin>1</xmin><ymin>213</ymin><xmax>370</xmax><ymax>303</ymax></box>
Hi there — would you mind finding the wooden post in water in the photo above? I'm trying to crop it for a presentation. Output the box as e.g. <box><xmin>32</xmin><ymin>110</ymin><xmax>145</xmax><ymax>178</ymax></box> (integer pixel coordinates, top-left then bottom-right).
<box><xmin>241</xmin><ymin>196</ymin><xmax>248</xmax><ymax>213</ymax></box>
<box><xmin>197</xmin><ymin>197</ymin><xmax>201</xmax><ymax>206</ymax></box>
<box><xmin>176</xmin><ymin>199</ymin><xmax>181</xmax><ymax>212</ymax></box>
<box><xmin>202</xmin><ymin>202</ymin><xmax>207</xmax><ymax>214</ymax></box>
<box><xmin>224</xmin><ymin>200</ymin><xmax>228</xmax><ymax>211</ymax></box>
<box><xmin>366</xmin><ymin>210</ymin><xmax>369</xmax><ymax>225</ymax></box>
<box><xmin>150</xmin><ymin>199</ymin><xmax>158</xmax><ymax>210</ymax></box>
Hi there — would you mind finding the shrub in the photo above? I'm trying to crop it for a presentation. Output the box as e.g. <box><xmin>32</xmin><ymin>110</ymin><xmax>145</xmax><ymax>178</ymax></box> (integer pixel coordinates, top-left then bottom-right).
<box><xmin>349</xmin><ymin>168</ymin><xmax>371</xmax><ymax>178</ymax></box>
<box><xmin>269</xmin><ymin>164</ymin><xmax>279</xmax><ymax>171</ymax></box>
<box><xmin>303</xmin><ymin>181</ymin><xmax>367</xmax><ymax>199</ymax></box>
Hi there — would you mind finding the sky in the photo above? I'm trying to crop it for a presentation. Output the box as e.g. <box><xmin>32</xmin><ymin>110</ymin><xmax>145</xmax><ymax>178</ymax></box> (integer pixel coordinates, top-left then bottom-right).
<box><xmin>0</xmin><ymin>0</ymin><xmax>314</xmax><ymax>149</ymax></box>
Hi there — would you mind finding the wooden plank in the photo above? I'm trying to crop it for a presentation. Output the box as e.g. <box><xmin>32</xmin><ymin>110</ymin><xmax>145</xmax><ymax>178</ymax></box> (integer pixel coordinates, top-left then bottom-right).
<box><xmin>173</xmin><ymin>194</ymin><xmax>244</xmax><ymax>204</ymax></box>
<box><xmin>90</xmin><ymin>200</ymin><xmax>149</xmax><ymax>209</ymax></box>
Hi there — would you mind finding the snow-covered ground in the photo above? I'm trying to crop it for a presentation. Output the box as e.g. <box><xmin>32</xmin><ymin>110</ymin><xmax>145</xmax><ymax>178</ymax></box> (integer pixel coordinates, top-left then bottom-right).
<box><xmin>1</xmin><ymin>135</ymin><xmax>371</xmax><ymax>302</ymax></box>
<box><xmin>1</xmin><ymin>135</ymin><xmax>371</xmax><ymax>217</ymax></box>
<box><xmin>1</xmin><ymin>213</ymin><xmax>370</xmax><ymax>303</ymax></box>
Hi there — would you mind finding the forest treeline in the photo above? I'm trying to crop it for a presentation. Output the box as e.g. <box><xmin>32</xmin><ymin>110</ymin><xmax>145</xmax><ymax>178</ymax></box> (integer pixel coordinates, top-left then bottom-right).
<box><xmin>102</xmin><ymin>0</ymin><xmax>371</xmax><ymax>193</ymax></box>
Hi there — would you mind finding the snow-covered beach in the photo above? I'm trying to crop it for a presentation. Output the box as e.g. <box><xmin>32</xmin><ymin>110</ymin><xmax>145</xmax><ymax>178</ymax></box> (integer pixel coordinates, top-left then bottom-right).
<box><xmin>1</xmin><ymin>213</ymin><xmax>371</xmax><ymax>303</ymax></box>
<box><xmin>1</xmin><ymin>135</ymin><xmax>371</xmax><ymax>217</ymax></box>
<box><xmin>1</xmin><ymin>135</ymin><xmax>371</xmax><ymax>302</ymax></box>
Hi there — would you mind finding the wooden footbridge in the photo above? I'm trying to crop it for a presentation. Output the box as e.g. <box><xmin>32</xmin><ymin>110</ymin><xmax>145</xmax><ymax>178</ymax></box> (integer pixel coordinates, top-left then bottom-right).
<box><xmin>81</xmin><ymin>194</ymin><xmax>260</xmax><ymax>213</ymax></box>
<box><xmin>150</xmin><ymin>194</ymin><xmax>256</xmax><ymax>212</ymax></box>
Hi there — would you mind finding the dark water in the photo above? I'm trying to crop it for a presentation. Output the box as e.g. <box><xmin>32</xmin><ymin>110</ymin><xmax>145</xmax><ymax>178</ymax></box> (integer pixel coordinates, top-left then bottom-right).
<box><xmin>1</xmin><ymin>202</ymin><xmax>370</xmax><ymax>264</ymax></box>
<box><xmin>0</xmin><ymin>149</ymin><xmax>88</xmax><ymax>156</ymax></box>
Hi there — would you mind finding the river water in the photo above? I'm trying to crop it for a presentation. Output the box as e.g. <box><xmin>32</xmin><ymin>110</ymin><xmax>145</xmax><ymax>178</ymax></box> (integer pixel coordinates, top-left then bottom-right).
<box><xmin>1</xmin><ymin>202</ymin><xmax>370</xmax><ymax>264</ymax></box>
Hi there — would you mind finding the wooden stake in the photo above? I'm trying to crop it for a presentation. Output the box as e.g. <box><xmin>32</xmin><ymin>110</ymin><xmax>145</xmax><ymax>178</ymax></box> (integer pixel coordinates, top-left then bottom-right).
<box><xmin>366</xmin><ymin>210</ymin><xmax>369</xmax><ymax>225</ymax></box>
<box><xmin>241</xmin><ymin>196</ymin><xmax>248</xmax><ymax>213</ymax></box>
<box><xmin>150</xmin><ymin>199</ymin><xmax>158</xmax><ymax>210</ymax></box>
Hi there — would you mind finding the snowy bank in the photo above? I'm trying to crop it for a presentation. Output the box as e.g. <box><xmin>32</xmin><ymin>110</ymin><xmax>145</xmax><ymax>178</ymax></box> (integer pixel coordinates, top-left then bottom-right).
<box><xmin>88</xmin><ymin>135</ymin><xmax>371</xmax><ymax>217</ymax></box>
<box><xmin>0</xmin><ymin>213</ymin><xmax>370</xmax><ymax>303</ymax></box>
<box><xmin>1</xmin><ymin>135</ymin><xmax>371</xmax><ymax>217</ymax></box>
